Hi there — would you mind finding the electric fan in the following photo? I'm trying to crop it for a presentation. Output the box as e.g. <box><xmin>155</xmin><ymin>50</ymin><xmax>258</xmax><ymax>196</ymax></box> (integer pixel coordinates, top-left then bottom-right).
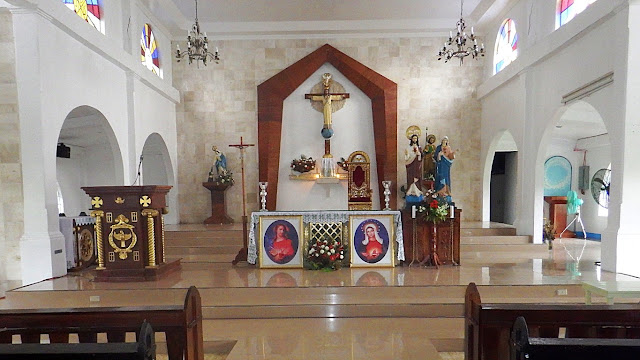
<box><xmin>559</xmin><ymin>190</ymin><xmax>586</xmax><ymax>240</ymax></box>
<box><xmin>557</xmin><ymin>190</ymin><xmax>588</xmax><ymax>266</ymax></box>
<box><xmin>591</xmin><ymin>168</ymin><xmax>611</xmax><ymax>209</ymax></box>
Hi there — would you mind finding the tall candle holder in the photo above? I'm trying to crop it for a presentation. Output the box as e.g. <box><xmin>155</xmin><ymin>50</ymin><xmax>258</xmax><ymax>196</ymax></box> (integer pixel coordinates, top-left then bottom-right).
<box><xmin>382</xmin><ymin>181</ymin><xmax>392</xmax><ymax>210</ymax></box>
<box><xmin>259</xmin><ymin>182</ymin><xmax>268</xmax><ymax>211</ymax></box>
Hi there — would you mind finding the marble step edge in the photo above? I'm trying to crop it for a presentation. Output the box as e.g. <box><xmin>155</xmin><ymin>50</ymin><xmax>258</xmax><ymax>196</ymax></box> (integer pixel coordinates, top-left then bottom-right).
<box><xmin>460</xmin><ymin>244</ymin><xmax>549</xmax><ymax>251</ymax></box>
<box><xmin>201</xmin><ymin>303</ymin><xmax>464</xmax><ymax>319</ymax></box>
<box><xmin>460</xmin><ymin>235</ymin><xmax>532</xmax><ymax>244</ymax></box>
<box><xmin>2</xmin><ymin>284</ymin><xmax>586</xmax><ymax>308</ymax></box>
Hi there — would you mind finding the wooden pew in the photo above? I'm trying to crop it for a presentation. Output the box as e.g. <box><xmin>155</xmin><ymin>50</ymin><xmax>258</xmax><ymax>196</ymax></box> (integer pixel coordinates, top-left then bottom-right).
<box><xmin>0</xmin><ymin>321</ymin><xmax>155</xmax><ymax>360</ymax></box>
<box><xmin>511</xmin><ymin>316</ymin><xmax>640</xmax><ymax>360</ymax></box>
<box><xmin>465</xmin><ymin>282</ymin><xmax>640</xmax><ymax>360</ymax></box>
<box><xmin>0</xmin><ymin>286</ymin><xmax>203</xmax><ymax>360</ymax></box>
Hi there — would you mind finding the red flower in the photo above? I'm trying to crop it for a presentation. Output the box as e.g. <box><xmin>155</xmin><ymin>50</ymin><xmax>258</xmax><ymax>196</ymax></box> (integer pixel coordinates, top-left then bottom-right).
<box><xmin>430</xmin><ymin>200</ymin><xmax>439</xmax><ymax>208</ymax></box>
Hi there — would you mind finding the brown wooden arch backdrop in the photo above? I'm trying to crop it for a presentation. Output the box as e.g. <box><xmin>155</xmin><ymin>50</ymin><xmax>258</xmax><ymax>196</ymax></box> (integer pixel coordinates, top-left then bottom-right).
<box><xmin>257</xmin><ymin>44</ymin><xmax>398</xmax><ymax>210</ymax></box>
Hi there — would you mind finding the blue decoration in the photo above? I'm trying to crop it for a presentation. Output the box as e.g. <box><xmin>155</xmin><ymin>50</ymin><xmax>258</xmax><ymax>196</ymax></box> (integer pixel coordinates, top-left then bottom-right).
<box><xmin>544</xmin><ymin>156</ymin><xmax>572</xmax><ymax>196</ymax></box>
<box><xmin>321</xmin><ymin>128</ymin><xmax>334</xmax><ymax>139</ymax></box>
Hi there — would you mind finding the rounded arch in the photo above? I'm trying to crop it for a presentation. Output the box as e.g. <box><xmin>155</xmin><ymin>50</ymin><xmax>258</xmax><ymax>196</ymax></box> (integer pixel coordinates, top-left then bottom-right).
<box><xmin>493</xmin><ymin>18</ymin><xmax>518</xmax><ymax>74</ymax></box>
<box><xmin>56</xmin><ymin>105</ymin><xmax>124</xmax><ymax>217</ymax></box>
<box><xmin>141</xmin><ymin>133</ymin><xmax>177</xmax><ymax>223</ymax></box>
<box><xmin>482</xmin><ymin>130</ymin><xmax>518</xmax><ymax>222</ymax></box>
<box><xmin>535</xmin><ymin>100</ymin><xmax>609</xmax><ymax>243</ymax></box>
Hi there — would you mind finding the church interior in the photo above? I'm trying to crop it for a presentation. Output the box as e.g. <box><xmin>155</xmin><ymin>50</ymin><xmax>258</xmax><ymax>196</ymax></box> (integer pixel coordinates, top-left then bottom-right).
<box><xmin>2</xmin><ymin>0</ymin><xmax>640</xmax><ymax>359</ymax></box>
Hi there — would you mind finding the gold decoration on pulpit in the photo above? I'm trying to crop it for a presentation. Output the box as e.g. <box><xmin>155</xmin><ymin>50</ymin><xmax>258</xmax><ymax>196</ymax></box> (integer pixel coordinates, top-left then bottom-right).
<box><xmin>347</xmin><ymin>151</ymin><xmax>373</xmax><ymax>210</ymax></box>
<box><xmin>78</xmin><ymin>228</ymin><xmax>94</xmax><ymax>263</ymax></box>
<box><xmin>90</xmin><ymin>210</ymin><xmax>105</xmax><ymax>269</ymax></box>
<box><xmin>142</xmin><ymin>209</ymin><xmax>160</xmax><ymax>267</ymax></box>
<box><xmin>91</xmin><ymin>196</ymin><xmax>103</xmax><ymax>209</ymax></box>
<box><xmin>140</xmin><ymin>195</ymin><xmax>151</xmax><ymax>207</ymax></box>
<box><xmin>108</xmin><ymin>214</ymin><xmax>138</xmax><ymax>260</ymax></box>
<box><xmin>115</xmin><ymin>196</ymin><xmax>125</xmax><ymax>204</ymax></box>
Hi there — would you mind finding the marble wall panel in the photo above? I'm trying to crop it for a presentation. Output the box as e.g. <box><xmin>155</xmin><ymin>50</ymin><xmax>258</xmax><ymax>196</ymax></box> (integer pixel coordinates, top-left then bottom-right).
<box><xmin>173</xmin><ymin>37</ymin><xmax>484</xmax><ymax>223</ymax></box>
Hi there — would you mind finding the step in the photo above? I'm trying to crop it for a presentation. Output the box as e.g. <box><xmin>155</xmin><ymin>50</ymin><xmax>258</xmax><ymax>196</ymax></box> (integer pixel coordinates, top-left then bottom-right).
<box><xmin>461</xmin><ymin>235</ymin><xmax>531</xmax><ymax>245</ymax></box>
<box><xmin>164</xmin><ymin>244</ymin><xmax>241</xmax><ymax>255</ymax></box>
<box><xmin>203</xmin><ymin>303</ymin><xmax>463</xmax><ymax>319</ymax></box>
<box><xmin>165</xmin><ymin>235</ymin><xmax>243</xmax><ymax>247</ymax></box>
<box><xmin>460</xmin><ymin>228</ymin><xmax>516</xmax><ymax>236</ymax></box>
<box><xmin>166</xmin><ymin>254</ymin><xmax>236</xmax><ymax>263</ymax></box>
<box><xmin>461</xmin><ymin>243</ymin><xmax>548</xmax><ymax>253</ymax></box>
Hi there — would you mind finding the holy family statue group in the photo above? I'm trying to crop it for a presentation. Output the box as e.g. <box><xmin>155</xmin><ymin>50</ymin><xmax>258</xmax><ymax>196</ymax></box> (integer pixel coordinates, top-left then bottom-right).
<box><xmin>404</xmin><ymin>126</ymin><xmax>456</xmax><ymax>203</ymax></box>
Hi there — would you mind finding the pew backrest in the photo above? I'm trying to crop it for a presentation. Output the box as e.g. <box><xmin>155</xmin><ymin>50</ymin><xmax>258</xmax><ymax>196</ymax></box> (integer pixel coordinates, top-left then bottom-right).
<box><xmin>465</xmin><ymin>282</ymin><xmax>640</xmax><ymax>360</ymax></box>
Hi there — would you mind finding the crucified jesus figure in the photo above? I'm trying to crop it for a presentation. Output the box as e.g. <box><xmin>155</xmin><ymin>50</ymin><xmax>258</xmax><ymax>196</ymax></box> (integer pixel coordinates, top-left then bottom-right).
<box><xmin>305</xmin><ymin>73</ymin><xmax>349</xmax><ymax>140</ymax></box>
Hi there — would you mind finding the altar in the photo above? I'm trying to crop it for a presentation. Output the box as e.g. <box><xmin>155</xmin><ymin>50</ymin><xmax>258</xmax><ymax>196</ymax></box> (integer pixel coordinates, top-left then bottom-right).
<box><xmin>248</xmin><ymin>210</ymin><xmax>404</xmax><ymax>266</ymax></box>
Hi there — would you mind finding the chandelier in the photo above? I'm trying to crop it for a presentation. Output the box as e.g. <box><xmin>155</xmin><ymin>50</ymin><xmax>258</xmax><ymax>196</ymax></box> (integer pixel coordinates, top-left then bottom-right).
<box><xmin>175</xmin><ymin>0</ymin><xmax>220</xmax><ymax>66</ymax></box>
<box><xmin>437</xmin><ymin>0</ymin><xmax>485</xmax><ymax>65</ymax></box>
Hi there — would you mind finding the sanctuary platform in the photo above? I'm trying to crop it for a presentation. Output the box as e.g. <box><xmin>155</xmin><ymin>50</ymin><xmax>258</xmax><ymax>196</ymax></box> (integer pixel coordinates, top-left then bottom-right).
<box><xmin>1</xmin><ymin>222</ymin><xmax>639</xmax><ymax>360</ymax></box>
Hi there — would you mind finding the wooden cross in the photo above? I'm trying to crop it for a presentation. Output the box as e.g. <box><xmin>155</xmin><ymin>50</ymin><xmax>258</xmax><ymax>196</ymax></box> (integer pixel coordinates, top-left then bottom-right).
<box><xmin>229</xmin><ymin>137</ymin><xmax>255</xmax><ymax>265</ymax></box>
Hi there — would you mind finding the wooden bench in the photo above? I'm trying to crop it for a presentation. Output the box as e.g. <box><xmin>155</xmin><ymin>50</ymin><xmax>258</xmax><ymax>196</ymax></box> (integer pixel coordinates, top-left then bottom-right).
<box><xmin>0</xmin><ymin>286</ymin><xmax>203</xmax><ymax>360</ymax></box>
<box><xmin>465</xmin><ymin>282</ymin><xmax>640</xmax><ymax>360</ymax></box>
<box><xmin>511</xmin><ymin>316</ymin><xmax>640</xmax><ymax>360</ymax></box>
<box><xmin>0</xmin><ymin>321</ymin><xmax>155</xmax><ymax>360</ymax></box>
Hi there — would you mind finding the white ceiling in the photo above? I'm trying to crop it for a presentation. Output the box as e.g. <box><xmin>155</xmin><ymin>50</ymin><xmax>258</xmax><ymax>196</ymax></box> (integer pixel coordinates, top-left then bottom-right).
<box><xmin>150</xmin><ymin>0</ymin><xmax>511</xmax><ymax>37</ymax></box>
<box><xmin>554</xmin><ymin>101</ymin><xmax>608</xmax><ymax>142</ymax></box>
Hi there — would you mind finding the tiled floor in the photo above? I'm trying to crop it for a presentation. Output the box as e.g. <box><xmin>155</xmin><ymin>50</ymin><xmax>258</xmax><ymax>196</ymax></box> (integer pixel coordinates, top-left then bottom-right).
<box><xmin>1</xmin><ymin>223</ymin><xmax>639</xmax><ymax>359</ymax></box>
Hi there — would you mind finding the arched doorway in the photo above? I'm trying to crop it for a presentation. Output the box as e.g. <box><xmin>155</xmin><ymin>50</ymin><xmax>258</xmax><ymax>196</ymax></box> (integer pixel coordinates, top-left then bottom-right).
<box><xmin>489</xmin><ymin>131</ymin><xmax>518</xmax><ymax>224</ymax></box>
<box><xmin>141</xmin><ymin>133</ymin><xmax>177</xmax><ymax>224</ymax></box>
<box><xmin>56</xmin><ymin>106</ymin><xmax>123</xmax><ymax>217</ymax></box>
<box><xmin>540</xmin><ymin>100</ymin><xmax>609</xmax><ymax>242</ymax></box>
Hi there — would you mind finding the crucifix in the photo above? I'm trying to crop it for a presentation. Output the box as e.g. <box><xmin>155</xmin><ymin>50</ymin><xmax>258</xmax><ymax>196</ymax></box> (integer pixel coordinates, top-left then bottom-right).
<box><xmin>305</xmin><ymin>73</ymin><xmax>349</xmax><ymax>177</ymax></box>
<box><xmin>229</xmin><ymin>136</ymin><xmax>255</xmax><ymax>265</ymax></box>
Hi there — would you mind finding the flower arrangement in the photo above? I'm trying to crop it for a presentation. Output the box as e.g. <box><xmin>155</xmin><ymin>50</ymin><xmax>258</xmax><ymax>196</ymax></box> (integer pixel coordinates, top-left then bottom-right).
<box><xmin>543</xmin><ymin>218</ymin><xmax>555</xmax><ymax>249</ymax></box>
<box><xmin>337</xmin><ymin>157</ymin><xmax>349</xmax><ymax>171</ymax></box>
<box><xmin>306</xmin><ymin>236</ymin><xmax>346</xmax><ymax>271</ymax></box>
<box><xmin>214</xmin><ymin>171</ymin><xmax>234</xmax><ymax>186</ymax></box>
<box><xmin>291</xmin><ymin>154</ymin><xmax>316</xmax><ymax>173</ymax></box>
<box><xmin>416</xmin><ymin>190</ymin><xmax>450</xmax><ymax>224</ymax></box>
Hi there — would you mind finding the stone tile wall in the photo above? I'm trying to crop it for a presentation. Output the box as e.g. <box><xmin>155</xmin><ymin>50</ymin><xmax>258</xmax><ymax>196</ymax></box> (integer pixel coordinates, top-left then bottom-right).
<box><xmin>173</xmin><ymin>37</ymin><xmax>483</xmax><ymax>223</ymax></box>
<box><xmin>0</xmin><ymin>10</ymin><xmax>23</xmax><ymax>281</ymax></box>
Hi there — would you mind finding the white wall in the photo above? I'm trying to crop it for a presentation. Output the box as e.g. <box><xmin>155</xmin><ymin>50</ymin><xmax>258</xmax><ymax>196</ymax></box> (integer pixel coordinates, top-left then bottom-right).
<box><xmin>479</xmin><ymin>0</ymin><xmax>629</xmax><ymax>271</ymax></box>
<box><xmin>8</xmin><ymin>0</ymin><xmax>180</xmax><ymax>283</ymax></box>
<box><xmin>277</xmin><ymin>64</ymin><xmax>380</xmax><ymax>211</ymax></box>
<box><xmin>578</xmin><ymin>138</ymin><xmax>610</xmax><ymax>236</ymax></box>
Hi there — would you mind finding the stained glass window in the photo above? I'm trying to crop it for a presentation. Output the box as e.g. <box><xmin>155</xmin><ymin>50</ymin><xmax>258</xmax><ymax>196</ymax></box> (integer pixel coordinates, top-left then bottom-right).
<box><xmin>63</xmin><ymin>0</ymin><xmax>104</xmax><ymax>34</ymax></box>
<box><xmin>493</xmin><ymin>19</ymin><xmax>518</xmax><ymax>74</ymax></box>
<box><xmin>557</xmin><ymin>0</ymin><xmax>597</xmax><ymax>28</ymax></box>
<box><xmin>141</xmin><ymin>23</ymin><xmax>162</xmax><ymax>78</ymax></box>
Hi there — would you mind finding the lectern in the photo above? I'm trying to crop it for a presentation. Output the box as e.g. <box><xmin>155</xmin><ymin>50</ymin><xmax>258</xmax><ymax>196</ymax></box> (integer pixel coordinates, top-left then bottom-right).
<box><xmin>82</xmin><ymin>186</ymin><xmax>180</xmax><ymax>281</ymax></box>
<box><xmin>544</xmin><ymin>196</ymin><xmax>575</xmax><ymax>238</ymax></box>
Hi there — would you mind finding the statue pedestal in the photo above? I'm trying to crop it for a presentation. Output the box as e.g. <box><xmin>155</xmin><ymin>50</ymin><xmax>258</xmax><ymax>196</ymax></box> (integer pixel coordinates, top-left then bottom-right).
<box><xmin>203</xmin><ymin>182</ymin><xmax>233</xmax><ymax>224</ymax></box>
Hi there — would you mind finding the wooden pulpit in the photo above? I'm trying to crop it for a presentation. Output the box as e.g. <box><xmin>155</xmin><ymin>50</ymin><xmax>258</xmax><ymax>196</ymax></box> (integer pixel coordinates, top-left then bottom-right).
<box><xmin>544</xmin><ymin>196</ymin><xmax>575</xmax><ymax>238</ymax></box>
<box><xmin>82</xmin><ymin>186</ymin><xmax>181</xmax><ymax>281</ymax></box>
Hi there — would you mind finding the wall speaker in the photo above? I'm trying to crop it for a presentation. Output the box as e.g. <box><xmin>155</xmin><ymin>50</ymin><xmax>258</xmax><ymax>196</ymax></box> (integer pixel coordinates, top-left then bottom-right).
<box><xmin>57</xmin><ymin>143</ymin><xmax>70</xmax><ymax>158</ymax></box>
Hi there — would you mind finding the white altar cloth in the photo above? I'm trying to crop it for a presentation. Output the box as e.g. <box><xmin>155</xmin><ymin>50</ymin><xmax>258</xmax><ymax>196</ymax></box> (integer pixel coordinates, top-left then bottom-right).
<box><xmin>248</xmin><ymin>210</ymin><xmax>404</xmax><ymax>264</ymax></box>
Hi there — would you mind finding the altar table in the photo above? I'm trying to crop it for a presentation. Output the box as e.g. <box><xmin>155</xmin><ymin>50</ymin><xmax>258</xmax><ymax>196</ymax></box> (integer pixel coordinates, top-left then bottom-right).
<box><xmin>248</xmin><ymin>210</ymin><xmax>404</xmax><ymax>264</ymax></box>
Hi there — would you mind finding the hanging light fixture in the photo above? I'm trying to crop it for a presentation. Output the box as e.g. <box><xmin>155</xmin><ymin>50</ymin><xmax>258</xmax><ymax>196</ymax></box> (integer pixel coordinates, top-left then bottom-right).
<box><xmin>175</xmin><ymin>0</ymin><xmax>220</xmax><ymax>66</ymax></box>
<box><xmin>437</xmin><ymin>0</ymin><xmax>485</xmax><ymax>65</ymax></box>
